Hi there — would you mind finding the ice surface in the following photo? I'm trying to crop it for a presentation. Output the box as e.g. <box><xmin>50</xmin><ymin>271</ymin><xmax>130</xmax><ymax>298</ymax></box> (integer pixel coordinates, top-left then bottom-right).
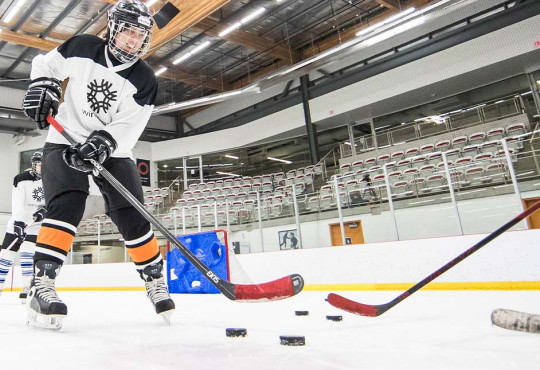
<box><xmin>1</xmin><ymin>290</ymin><xmax>540</xmax><ymax>369</ymax></box>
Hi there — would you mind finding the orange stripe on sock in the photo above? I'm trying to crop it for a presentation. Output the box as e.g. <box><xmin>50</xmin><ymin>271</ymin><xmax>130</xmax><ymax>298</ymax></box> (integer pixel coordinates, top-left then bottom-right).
<box><xmin>127</xmin><ymin>236</ymin><xmax>159</xmax><ymax>263</ymax></box>
<box><xmin>36</xmin><ymin>226</ymin><xmax>74</xmax><ymax>253</ymax></box>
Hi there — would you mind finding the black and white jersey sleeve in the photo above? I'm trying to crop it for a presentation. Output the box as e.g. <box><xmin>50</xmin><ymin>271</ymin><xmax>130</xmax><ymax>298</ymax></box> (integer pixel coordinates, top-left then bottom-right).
<box><xmin>31</xmin><ymin>34</ymin><xmax>157</xmax><ymax>158</ymax></box>
<box><xmin>7</xmin><ymin>171</ymin><xmax>45</xmax><ymax>236</ymax></box>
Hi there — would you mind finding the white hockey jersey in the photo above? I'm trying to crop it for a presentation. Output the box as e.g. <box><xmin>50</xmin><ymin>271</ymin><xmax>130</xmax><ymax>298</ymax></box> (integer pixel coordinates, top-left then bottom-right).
<box><xmin>30</xmin><ymin>34</ymin><xmax>158</xmax><ymax>158</ymax></box>
<box><xmin>7</xmin><ymin>171</ymin><xmax>45</xmax><ymax>236</ymax></box>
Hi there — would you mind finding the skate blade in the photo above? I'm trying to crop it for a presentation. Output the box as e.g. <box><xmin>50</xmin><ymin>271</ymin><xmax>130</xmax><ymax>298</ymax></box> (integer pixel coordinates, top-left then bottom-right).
<box><xmin>159</xmin><ymin>310</ymin><xmax>174</xmax><ymax>326</ymax></box>
<box><xmin>26</xmin><ymin>311</ymin><xmax>65</xmax><ymax>331</ymax></box>
<box><xmin>20</xmin><ymin>297</ymin><xmax>27</xmax><ymax>304</ymax></box>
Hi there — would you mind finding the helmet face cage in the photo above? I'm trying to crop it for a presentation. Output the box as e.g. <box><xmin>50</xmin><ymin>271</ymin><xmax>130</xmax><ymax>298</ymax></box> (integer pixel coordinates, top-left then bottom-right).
<box><xmin>107</xmin><ymin>0</ymin><xmax>153</xmax><ymax>63</ymax></box>
<box><xmin>31</xmin><ymin>151</ymin><xmax>43</xmax><ymax>179</ymax></box>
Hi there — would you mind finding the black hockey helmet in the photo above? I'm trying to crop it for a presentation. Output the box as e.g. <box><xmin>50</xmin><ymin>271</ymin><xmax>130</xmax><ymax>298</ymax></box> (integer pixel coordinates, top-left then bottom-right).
<box><xmin>107</xmin><ymin>0</ymin><xmax>154</xmax><ymax>63</ymax></box>
<box><xmin>31</xmin><ymin>150</ymin><xmax>43</xmax><ymax>179</ymax></box>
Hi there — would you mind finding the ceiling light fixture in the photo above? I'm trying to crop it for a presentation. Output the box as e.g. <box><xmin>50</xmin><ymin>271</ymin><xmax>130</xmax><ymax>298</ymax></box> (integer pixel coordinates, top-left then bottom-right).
<box><xmin>224</xmin><ymin>154</ymin><xmax>239</xmax><ymax>160</ymax></box>
<box><xmin>155</xmin><ymin>67</ymin><xmax>167</xmax><ymax>76</ymax></box>
<box><xmin>4</xmin><ymin>0</ymin><xmax>27</xmax><ymax>23</ymax></box>
<box><xmin>173</xmin><ymin>40</ymin><xmax>211</xmax><ymax>65</ymax></box>
<box><xmin>267</xmin><ymin>156</ymin><xmax>292</xmax><ymax>164</ymax></box>
<box><xmin>218</xmin><ymin>7</ymin><xmax>266</xmax><ymax>37</ymax></box>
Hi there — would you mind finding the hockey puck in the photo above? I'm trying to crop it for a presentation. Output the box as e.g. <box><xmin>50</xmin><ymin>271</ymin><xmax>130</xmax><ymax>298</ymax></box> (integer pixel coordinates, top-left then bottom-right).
<box><xmin>295</xmin><ymin>310</ymin><xmax>309</xmax><ymax>316</ymax></box>
<box><xmin>280</xmin><ymin>336</ymin><xmax>305</xmax><ymax>346</ymax></box>
<box><xmin>226</xmin><ymin>328</ymin><xmax>247</xmax><ymax>337</ymax></box>
<box><xmin>326</xmin><ymin>315</ymin><xmax>343</xmax><ymax>322</ymax></box>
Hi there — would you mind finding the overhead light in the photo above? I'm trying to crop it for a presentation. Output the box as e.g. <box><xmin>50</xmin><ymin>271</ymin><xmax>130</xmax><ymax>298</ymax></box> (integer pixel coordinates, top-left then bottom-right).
<box><xmin>267</xmin><ymin>156</ymin><xmax>292</xmax><ymax>164</ymax></box>
<box><xmin>216</xmin><ymin>171</ymin><xmax>241</xmax><ymax>177</ymax></box>
<box><xmin>218</xmin><ymin>7</ymin><xmax>266</xmax><ymax>37</ymax></box>
<box><xmin>224</xmin><ymin>154</ymin><xmax>239</xmax><ymax>160</ymax></box>
<box><xmin>155</xmin><ymin>67</ymin><xmax>167</xmax><ymax>76</ymax></box>
<box><xmin>240</xmin><ymin>7</ymin><xmax>266</xmax><ymax>24</ymax></box>
<box><xmin>163</xmin><ymin>164</ymin><xmax>168</xmax><ymax>168</ymax></box>
<box><xmin>219</xmin><ymin>22</ymin><xmax>242</xmax><ymax>37</ymax></box>
<box><xmin>173</xmin><ymin>40</ymin><xmax>211</xmax><ymax>65</ymax></box>
<box><xmin>4</xmin><ymin>0</ymin><xmax>27</xmax><ymax>23</ymax></box>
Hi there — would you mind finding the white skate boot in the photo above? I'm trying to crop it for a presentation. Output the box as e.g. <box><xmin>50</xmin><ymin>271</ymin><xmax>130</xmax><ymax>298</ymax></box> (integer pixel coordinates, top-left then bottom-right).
<box><xmin>26</xmin><ymin>260</ymin><xmax>67</xmax><ymax>330</ymax></box>
<box><xmin>140</xmin><ymin>263</ymin><xmax>175</xmax><ymax>325</ymax></box>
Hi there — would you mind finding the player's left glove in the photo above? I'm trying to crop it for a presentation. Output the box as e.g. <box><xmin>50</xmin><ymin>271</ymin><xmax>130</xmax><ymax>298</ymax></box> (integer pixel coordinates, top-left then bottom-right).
<box><xmin>63</xmin><ymin>130</ymin><xmax>117</xmax><ymax>173</ymax></box>
<box><xmin>33</xmin><ymin>205</ymin><xmax>48</xmax><ymax>223</ymax></box>
<box><xmin>22</xmin><ymin>77</ymin><xmax>63</xmax><ymax>129</ymax></box>
<box><xmin>13</xmin><ymin>221</ymin><xmax>27</xmax><ymax>242</ymax></box>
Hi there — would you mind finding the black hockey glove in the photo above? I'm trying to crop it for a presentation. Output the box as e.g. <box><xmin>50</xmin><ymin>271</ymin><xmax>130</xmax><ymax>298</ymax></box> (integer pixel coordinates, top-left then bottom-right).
<box><xmin>33</xmin><ymin>205</ymin><xmax>48</xmax><ymax>223</ymax></box>
<box><xmin>23</xmin><ymin>77</ymin><xmax>63</xmax><ymax>129</ymax></box>
<box><xmin>13</xmin><ymin>221</ymin><xmax>26</xmax><ymax>242</ymax></box>
<box><xmin>63</xmin><ymin>130</ymin><xmax>117</xmax><ymax>173</ymax></box>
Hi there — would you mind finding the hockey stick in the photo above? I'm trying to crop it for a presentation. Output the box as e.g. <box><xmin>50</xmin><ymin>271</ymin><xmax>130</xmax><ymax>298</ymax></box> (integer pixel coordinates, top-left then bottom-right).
<box><xmin>46</xmin><ymin>115</ymin><xmax>304</xmax><ymax>301</ymax></box>
<box><xmin>0</xmin><ymin>221</ymin><xmax>35</xmax><ymax>260</ymax></box>
<box><xmin>327</xmin><ymin>199</ymin><xmax>540</xmax><ymax>317</ymax></box>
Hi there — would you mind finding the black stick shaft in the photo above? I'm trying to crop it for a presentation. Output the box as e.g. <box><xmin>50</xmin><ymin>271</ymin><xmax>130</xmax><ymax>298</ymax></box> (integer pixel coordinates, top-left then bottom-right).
<box><xmin>385</xmin><ymin>199</ymin><xmax>540</xmax><ymax>312</ymax></box>
<box><xmin>46</xmin><ymin>116</ymin><xmax>236</xmax><ymax>299</ymax></box>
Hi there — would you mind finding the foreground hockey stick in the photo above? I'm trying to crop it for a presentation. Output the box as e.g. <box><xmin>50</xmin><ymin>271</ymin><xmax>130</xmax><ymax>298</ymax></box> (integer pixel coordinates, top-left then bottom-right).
<box><xmin>327</xmin><ymin>199</ymin><xmax>540</xmax><ymax>317</ymax></box>
<box><xmin>47</xmin><ymin>116</ymin><xmax>304</xmax><ymax>301</ymax></box>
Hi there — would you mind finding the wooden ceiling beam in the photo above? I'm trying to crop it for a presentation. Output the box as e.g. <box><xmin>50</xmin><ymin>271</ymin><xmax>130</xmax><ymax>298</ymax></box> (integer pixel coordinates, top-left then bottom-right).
<box><xmin>376</xmin><ymin>0</ymin><xmax>400</xmax><ymax>10</ymax></box>
<box><xmin>302</xmin><ymin>0</ymin><xmax>432</xmax><ymax>59</ymax></box>
<box><xmin>0</xmin><ymin>29</ymin><xmax>224</xmax><ymax>89</ymax></box>
<box><xmin>0</xmin><ymin>29</ymin><xmax>61</xmax><ymax>51</ymax></box>
<box><xmin>194</xmin><ymin>18</ymin><xmax>301</xmax><ymax>63</ymax></box>
<box><xmin>146</xmin><ymin>0</ymin><xmax>231</xmax><ymax>56</ymax></box>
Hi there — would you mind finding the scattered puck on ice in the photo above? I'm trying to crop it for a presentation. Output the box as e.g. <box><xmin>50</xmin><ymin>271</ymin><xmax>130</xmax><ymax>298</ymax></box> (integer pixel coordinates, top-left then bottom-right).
<box><xmin>280</xmin><ymin>336</ymin><xmax>305</xmax><ymax>346</ymax></box>
<box><xmin>295</xmin><ymin>310</ymin><xmax>309</xmax><ymax>316</ymax></box>
<box><xmin>326</xmin><ymin>315</ymin><xmax>343</xmax><ymax>322</ymax></box>
<box><xmin>226</xmin><ymin>328</ymin><xmax>247</xmax><ymax>337</ymax></box>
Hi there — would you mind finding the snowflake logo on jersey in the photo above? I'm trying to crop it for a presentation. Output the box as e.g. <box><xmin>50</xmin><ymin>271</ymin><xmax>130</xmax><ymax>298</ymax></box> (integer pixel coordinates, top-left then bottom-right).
<box><xmin>32</xmin><ymin>187</ymin><xmax>44</xmax><ymax>202</ymax></box>
<box><xmin>87</xmin><ymin>79</ymin><xmax>118</xmax><ymax>114</ymax></box>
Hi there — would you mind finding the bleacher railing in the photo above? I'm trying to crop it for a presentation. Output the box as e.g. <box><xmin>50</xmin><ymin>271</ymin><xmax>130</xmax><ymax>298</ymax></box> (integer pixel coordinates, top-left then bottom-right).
<box><xmin>340</xmin><ymin>95</ymin><xmax>523</xmax><ymax>159</ymax></box>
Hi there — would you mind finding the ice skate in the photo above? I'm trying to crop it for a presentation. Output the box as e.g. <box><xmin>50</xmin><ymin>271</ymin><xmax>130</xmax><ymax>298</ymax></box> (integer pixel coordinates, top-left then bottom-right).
<box><xmin>140</xmin><ymin>263</ymin><xmax>175</xmax><ymax>325</ymax></box>
<box><xmin>19</xmin><ymin>285</ymin><xmax>29</xmax><ymax>304</ymax></box>
<box><xmin>26</xmin><ymin>260</ymin><xmax>67</xmax><ymax>330</ymax></box>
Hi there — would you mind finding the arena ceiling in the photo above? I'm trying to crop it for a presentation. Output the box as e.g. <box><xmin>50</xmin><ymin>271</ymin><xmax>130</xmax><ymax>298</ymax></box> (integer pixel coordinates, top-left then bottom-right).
<box><xmin>0</xmin><ymin>0</ymin><xmax>431</xmax><ymax>139</ymax></box>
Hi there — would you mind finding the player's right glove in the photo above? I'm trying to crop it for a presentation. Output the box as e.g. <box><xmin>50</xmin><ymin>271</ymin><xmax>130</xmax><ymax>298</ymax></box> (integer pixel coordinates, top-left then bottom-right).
<box><xmin>33</xmin><ymin>205</ymin><xmax>48</xmax><ymax>223</ymax></box>
<box><xmin>22</xmin><ymin>77</ymin><xmax>63</xmax><ymax>129</ymax></box>
<box><xmin>63</xmin><ymin>130</ymin><xmax>117</xmax><ymax>173</ymax></box>
<box><xmin>13</xmin><ymin>221</ymin><xmax>26</xmax><ymax>242</ymax></box>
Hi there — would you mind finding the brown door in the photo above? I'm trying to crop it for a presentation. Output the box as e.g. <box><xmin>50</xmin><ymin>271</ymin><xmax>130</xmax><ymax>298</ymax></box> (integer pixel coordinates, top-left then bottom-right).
<box><xmin>329</xmin><ymin>221</ymin><xmax>365</xmax><ymax>246</ymax></box>
<box><xmin>523</xmin><ymin>197</ymin><xmax>540</xmax><ymax>229</ymax></box>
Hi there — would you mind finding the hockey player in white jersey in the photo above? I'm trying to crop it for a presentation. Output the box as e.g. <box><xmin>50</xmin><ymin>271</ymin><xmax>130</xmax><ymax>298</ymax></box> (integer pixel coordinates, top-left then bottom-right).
<box><xmin>22</xmin><ymin>0</ymin><xmax>174</xmax><ymax>330</ymax></box>
<box><xmin>0</xmin><ymin>151</ymin><xmax>46</xmax><ymax>303</ymax></box>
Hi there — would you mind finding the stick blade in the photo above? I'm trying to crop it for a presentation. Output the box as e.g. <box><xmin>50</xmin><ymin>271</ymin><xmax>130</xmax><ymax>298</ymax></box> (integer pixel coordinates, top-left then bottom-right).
<box><xmin>326</xmin><ymin>293</ymin><xmax>381</xmax><ymax>317</ymax></box>
<box><xmin>492</xmin><ymin>308</ymin><xmax>540</xmax><ymax>334</ymax></box>
<box><xmin>234</xmin><ymin>274</ymin><xmax>304</xmax><ymax>302</ymax></box>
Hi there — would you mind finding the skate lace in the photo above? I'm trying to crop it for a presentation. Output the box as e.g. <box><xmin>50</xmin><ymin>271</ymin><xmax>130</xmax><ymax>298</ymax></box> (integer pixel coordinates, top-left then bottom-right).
<box><xmin>35</xmin><ymin>275</ymin><xmax>62</xmax><ymax>303</ymax></box>
<box><xmin>145</xmin><ymin>277</ymin><xmax>170</xmax><ymax>304</ymax></box>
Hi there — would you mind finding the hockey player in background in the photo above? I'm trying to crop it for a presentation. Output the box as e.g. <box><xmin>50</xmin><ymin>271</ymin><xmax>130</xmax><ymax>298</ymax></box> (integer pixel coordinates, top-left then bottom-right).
<box><xmin>22</xmin><ymin>0</ymin><xmax>174</xmax><ymax>329</ymax></box>
<box><xmin>0</xmin><ymin>151</ymin><xmax>46</xmax><ymax>303</ymax></box>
